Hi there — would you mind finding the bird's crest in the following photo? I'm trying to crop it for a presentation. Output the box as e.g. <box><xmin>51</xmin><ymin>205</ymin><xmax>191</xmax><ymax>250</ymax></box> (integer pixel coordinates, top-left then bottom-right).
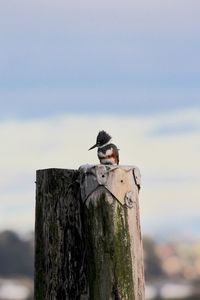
<box><xmin>96</xmin><ymin>130</ymin><xmax>112</xmax><ymax>145</ymax></box>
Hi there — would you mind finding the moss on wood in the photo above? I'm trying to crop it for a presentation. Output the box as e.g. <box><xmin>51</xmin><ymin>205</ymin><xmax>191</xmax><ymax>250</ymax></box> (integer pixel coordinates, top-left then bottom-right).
<box><xmin>84</xmin><ymin>190</ymin><xmax>135</xmax><ymax>300</ymax></box>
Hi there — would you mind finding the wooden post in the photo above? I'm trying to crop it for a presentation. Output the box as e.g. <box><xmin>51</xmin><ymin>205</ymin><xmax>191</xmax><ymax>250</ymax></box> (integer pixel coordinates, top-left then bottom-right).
<box><xmin>35</xmin><ymin>165</ymin><xmax>145</xmax><ymax>300</ymax></box>
<box><xmin>35</xmin><ymin>169</ymin><xmax>87</xmax><ymax>299</ymax></box>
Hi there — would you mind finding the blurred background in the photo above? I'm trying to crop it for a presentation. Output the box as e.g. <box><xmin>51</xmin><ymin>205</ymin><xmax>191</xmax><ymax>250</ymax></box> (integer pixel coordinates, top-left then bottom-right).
<box><xmin>0</xmin><ymin>0</ymin><xmax>200</xmax><ymax>299</ymax></box>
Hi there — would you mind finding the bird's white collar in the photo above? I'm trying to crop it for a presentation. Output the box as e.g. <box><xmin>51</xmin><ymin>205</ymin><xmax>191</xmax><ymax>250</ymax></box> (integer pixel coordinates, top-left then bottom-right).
<box><xmin>98</xmin><ymin>141</ymin><xmax>112</xmax><ymax>148</ymax></box>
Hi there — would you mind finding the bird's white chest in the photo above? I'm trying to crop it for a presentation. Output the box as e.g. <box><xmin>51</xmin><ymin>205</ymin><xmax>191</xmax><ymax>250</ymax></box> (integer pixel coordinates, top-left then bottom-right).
<box><xmin>98</xmin><ymin>148</ymin><xmax>113</xmax><ymax>158</ymax></box>
<box><xmin>97</xmin><ymin>148</ymin><xmax>116</xmax><ymax>165</ymax></box>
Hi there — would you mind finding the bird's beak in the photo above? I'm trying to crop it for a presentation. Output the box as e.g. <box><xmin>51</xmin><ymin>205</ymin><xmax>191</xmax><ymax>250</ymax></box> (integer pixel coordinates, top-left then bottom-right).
<box><xmin>88</xmin><ymin>144</ymin><xmax>97</xmax><ymax>150</ymax></box>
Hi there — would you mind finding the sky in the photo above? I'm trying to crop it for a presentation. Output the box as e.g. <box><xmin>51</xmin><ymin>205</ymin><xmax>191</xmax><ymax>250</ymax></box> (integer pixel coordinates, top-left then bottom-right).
<box><xmin>0</xmin><ymin>0</ymin><xmax>200</xmax><ymax>239</ymax></box>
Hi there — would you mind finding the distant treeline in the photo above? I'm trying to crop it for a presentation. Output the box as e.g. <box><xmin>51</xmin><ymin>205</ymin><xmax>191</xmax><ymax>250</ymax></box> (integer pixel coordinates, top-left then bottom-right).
<box><xmin>0</xmin><ymin>231</ymin><xmax>34</xmax><ymax>278</ymax></box>
<box><xmin>0</xmin><ymin>230</ymin><xmax>162</xmax><ymax>280</ymax></box>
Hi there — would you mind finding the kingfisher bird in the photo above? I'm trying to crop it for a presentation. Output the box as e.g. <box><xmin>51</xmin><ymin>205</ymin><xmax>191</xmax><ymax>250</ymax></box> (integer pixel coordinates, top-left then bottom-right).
<box><xmin>89</xmin><ymin>130</ymin><xmax>119</xmax><ymax>165</ymax></box>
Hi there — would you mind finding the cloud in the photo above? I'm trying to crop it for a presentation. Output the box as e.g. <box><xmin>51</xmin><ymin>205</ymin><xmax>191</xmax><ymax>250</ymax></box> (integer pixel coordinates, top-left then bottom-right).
<box><xmin>0</xmin><ymin>109</ymin><xmax>199</xmax><ymax>235</ymax></box>
<box><xmin>0</xmin><ymin>192</ymin><xmax>34</xmax><ymax>232</ymax></box>
<box><xmin>150</xmin><ymin>122</ymin><xmax>199</xmax><ymax>136</ymax></box>
<box><xmin>148</xmin><ymin>108</ymin><xmax>200</xmax><ymax>136</ymax></box>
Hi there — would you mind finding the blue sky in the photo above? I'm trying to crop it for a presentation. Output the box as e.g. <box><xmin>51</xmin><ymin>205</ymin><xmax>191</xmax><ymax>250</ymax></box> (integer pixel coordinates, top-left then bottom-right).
<box><xmin>0</xmin><ymin>0</ymin><xmax>200</xmax><ymax>238</ymax></box>
<box><xmin>1</xmin><ymin>0</ymin><xmax>200</xmax><ymax>118</ymax></box>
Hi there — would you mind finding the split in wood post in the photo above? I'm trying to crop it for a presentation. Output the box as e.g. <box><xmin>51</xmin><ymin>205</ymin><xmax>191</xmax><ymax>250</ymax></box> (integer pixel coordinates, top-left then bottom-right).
<box><xmin>34</xmin><ymin>165</ymin><xmax>145</xmax><ymax>300</ymax></box>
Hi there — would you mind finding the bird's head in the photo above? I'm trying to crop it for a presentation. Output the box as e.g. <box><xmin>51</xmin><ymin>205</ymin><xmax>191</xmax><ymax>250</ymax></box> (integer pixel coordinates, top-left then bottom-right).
<box><xmin>89</xmin><ymin>130</ymin><xmax>112</xmax><ymax>150</ymax></box>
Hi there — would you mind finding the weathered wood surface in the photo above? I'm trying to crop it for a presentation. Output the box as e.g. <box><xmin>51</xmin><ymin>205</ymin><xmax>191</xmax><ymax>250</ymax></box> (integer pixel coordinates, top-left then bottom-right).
<box><xmin>35</xmin><ymin>169</ymin><xmax>87</xmax><ymax>299</ymax></box>
<box><xmin>79</xmin><ymin>165</ymin><xmax>144</xmax><ymax>300</ymax></box>
<box><xmin>35</xmin><ymin>165</ymin><xmax>145</xmax><ymax>300</ymax></box>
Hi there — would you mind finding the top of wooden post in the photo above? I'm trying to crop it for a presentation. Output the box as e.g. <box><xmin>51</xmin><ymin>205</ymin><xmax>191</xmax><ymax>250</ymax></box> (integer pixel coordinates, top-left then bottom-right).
<box><xmin>79</xmin><ymin>164</ymin><xmax>141</xmax><ymax>207</ymax></box>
